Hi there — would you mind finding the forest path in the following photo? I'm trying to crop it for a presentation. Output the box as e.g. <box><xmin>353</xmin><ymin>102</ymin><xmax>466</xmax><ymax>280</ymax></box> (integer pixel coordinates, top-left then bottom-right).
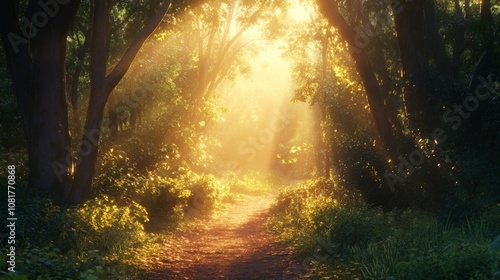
<box><xmin>147</xmin><ymin>193</ymin><xmax>301</xmax><ymax>279</ymax></box>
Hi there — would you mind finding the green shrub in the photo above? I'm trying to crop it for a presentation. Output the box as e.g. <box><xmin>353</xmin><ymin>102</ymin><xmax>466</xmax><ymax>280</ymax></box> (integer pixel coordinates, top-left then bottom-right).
<box><xmin>397</xmin><ymin>242</ymin><xmax>496</xmax><ymax>280</ymax></box>
<box><xmin>325</xmin><ymin>207</ymin><xmax>388</xmax><ymax>249</ymax></box>
<box><xmin>93</xmin><ymin>154</ymin><xmax>234</xmax><ymax>231</ymax></box>
<box><xmin>135</xmin><ymin>173</ymin><xmax>234</xmax><ymax>231</ymax></box>
<box><xmin>222</xmin><ymin>171</ymin><xmax>273</xmax><ymax>195</ymax></box>
<box><xmin>349</xmin><ymin>238</ymin><xmax>401</xmax><ymax>279</ymax></box>
<box><xmin>270</xmin><ymin>178</ymin><xmax>364</xmax><ymax>216</ymax></box>
<box><xmin>69</xmin><ymin>196</ymin><xmax>149</xmax><ymax>254</ymax></box>
<box><xmin>269</xmin><ymin>179</ymin><xmax>500</xmax><ymax>280</ymax></box>
<box><xmin>0</xmin><ymin>187</ymin><xmax>147</xmax><ymax>279</ymax></box>
<box><xmin>187</xmin><ymin>174</ymin><xmax>230</xmax><ymax>212</ymax></box>
<box><xmin>0</xmin><ymin>244</ymin><xmax>139</xmax><ymax>280</ymax></box>
<box><xmin>136</xmin><ymin>176</ymin><xmax>190</xmax><ymax>231</ymax></box>
<box><xmin>93</xmin><ymin>148</ymin><xmax>139</xmax><ymax>200</ymax></box>
<box><xmin>1</xmin><ymin>191</ymin><xmax>67</xmax><ymax>249</ymax></box>
<box><xmin>268</xmin><ymin>179</ymin><xmax>369</xmax><ymax>256</ymax></box>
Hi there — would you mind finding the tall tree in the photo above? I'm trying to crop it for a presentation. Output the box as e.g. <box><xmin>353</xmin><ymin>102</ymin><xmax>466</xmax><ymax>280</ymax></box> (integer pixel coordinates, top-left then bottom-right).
<box><xmin>1</xmin><ymin>0</ymin><xmax>81</xmax><ymax>201</ymax></box>
<box><xmin>316</xmin><ymin>0</ymin><xmax>396</xmax><ymax>154</ymax></box>
<box><xmin>466</xmin><ymin>0</ymin><xmax>500</xmax><ymax>144</ymax></box>
<box><xmin>67</xmin><ymin>0</ymin><xmax>177</xmax><ymax>204</ymax></box>
<box><xmin>182</xmin><ymin>0</ymin><xmax>286</xmax><ymax>112</ymax></box>
<box><xmin>1</xmin><ymin>0</ymin><xmax>204</xmax><ymax>205</ymax></box>
<box><xmin>393</xmin><ymin>0</ymin><xmax>453</xmax><ymax>132</ymax></box>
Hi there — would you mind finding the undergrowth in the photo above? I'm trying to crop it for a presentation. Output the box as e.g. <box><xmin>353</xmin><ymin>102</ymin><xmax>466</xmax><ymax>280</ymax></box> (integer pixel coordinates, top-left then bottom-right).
<box><xmin>268</xmin><ymin>178</ymin><xmax>500</xmax><ymax>280</ymax></box>
<box><xmin>0</xmin><ymin>148</ymin><xmax>278</xmax><ymax>279</ymax></box>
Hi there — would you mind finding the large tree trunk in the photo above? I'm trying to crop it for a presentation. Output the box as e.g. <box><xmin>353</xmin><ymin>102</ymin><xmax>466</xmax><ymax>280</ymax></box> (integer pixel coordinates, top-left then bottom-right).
<box><xmin>69</xmin><ymin>26</ymin><xmax>91</xmax><ymax>133</ymax></box>
<box><xmin>32</xmin><ymin>23</ymin><xmax>73</xmax><ymax>200</ymax></box>
<box><xmin>0</xmin><ymin>1</ymin><xmax>35</xmax><ymax>179</ymax></box>
<box><xmin>422</xmin><ymin>0</ymin><xmax>453</xmax><ymax>81</ymax></box>
<box><xmin>393</xmin><ymin>1</ymin><xmax>432</xmax><ymax>129</ymax></box>
<box><xmin>317</xmin><ymin>0</ymin><xmax>396</xmax><ymax>154</ymax></box>
<box><xmin>466</xmin><ymin>3</ymin><xmax>500</xmax><ymax>145</ymax></box>
<box><xmin>1</xmin><ymin>0</ymin><xmax>80</xmax><ymax>202</ymax></box>
<box><xmin>68</xmin><ymin>88</ymin><xmax>108</xmax><ymax>205</ymax></box>
<box><xmin>67</xmin><ymin>0</ymin><xmax>109</xmax><ymax>205</ymax></box>
<box><xmin>68</xmin><ymin>0</ymin><xmax>174</xmax><ymax>205</ymax></box>
<box><xmin>392</xmin><ymin>0</ymin><xmax>454</xmax><ymax>133</ymax></box>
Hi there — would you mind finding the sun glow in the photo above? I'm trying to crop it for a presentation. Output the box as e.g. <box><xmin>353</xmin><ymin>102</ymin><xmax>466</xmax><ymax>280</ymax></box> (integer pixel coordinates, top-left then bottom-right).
<box><xmin>210</xmin><ymin>43</ymin><xmax>314</xmax><ymax>174</ymax></box>
<box><xmin>119</xmin><ymin>0</ymin><xmax>318</xmax><ymax>176</ymax></box>
<box><xmin>288</xmin><ymin>1</ymin><xmax>312</xmax><ymax>23</ymax></box>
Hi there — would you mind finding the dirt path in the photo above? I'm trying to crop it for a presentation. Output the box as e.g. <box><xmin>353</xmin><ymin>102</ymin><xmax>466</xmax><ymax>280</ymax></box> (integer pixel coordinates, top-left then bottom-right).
<box><xmin>147</xmin><ymin>194</ymin><xmax>299</xmax><ymax>280</ymax></box>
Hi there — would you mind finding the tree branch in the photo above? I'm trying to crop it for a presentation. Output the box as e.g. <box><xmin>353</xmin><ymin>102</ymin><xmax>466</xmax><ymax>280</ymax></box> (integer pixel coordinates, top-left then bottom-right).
<box><xmin>105</xmin><ymin>0</ymin><xmax>173</xmax><ymax>92</ymax></box>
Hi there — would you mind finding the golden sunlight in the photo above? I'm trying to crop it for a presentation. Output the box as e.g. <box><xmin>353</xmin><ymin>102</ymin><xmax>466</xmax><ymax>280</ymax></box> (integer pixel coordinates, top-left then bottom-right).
<box><xmin>211</xmin><ymin>43</ymin><xmax>314</xmax><ymax>174</ymax></box>
<box><xmin>6</xmin><ymin>0</ymin><xmax>493</xmax><ymax>278</ymax></box>
<box><xmin>288</xmin><ymin>1</ymin><xmax>312</xmax><ymax>22</ymax></box>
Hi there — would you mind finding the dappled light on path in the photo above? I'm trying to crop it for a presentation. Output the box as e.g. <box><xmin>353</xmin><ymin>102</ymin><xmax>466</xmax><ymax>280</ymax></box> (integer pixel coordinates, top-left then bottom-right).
<box><xmin>148</xmin><ymin>195</ymin><xmax>298</xmax><ymax>279</ymax></box>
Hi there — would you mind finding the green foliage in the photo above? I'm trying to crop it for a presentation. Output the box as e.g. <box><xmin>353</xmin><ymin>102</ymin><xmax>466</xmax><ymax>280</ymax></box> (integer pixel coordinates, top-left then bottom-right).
<box><xmin>483</xmin><ymin>206</ymin><xmax>500</xmax><ymax>239</ymax></box>
<box><xmin>69</xmin><ymin>196</ymin><xmax>149</xmax><ymax>254</ymax></box>
<box><xmin>269</xmin><ymin>179</ymin><xmax>500</xmax><ymax>279</ymax></box>
<box><xmin>325</xmin><ymin>207</ymin><xmax>388</xmax><ymax>249</ymax></box>
<box><xmin>349</xmin><ymin>239</ymin><xmax>400</xmax><ymax>279</ymax></box>
<box><xmin>220</xmin><ymin>171</ymin><xmax>274</xmax><ymax>195</ymax></box>
<box><xmin>440</xmin><ymin>148</ymin><xmax>500</xmax><ymax>222</ymax></box>
<box><xmin>1</xmin><ymin>191</ymin><xmax>66</xmax><ymax>249</ymax></box>
<box><xmin>268</xmin><ymin>179</ymin><xmax>365</xmax><ymax>254</ymax></box>
<box><xmin>0</xmin><ymin>245</ymin><xmax>121</xmax><ymax>280</ymax></box>
<box><xmin>396</xmin><ymin>241</ymin><xmax>496</xmax><ymax>280</ymax></box>
<box><xmin>0</xmin><ymin>190</ymin><xmax>145</xmax><ymax>279</ymax></box>
<box><xmin>138</xmin><ymin>176</ymin><xmax>191</xmax><ymax>230</ymax></box>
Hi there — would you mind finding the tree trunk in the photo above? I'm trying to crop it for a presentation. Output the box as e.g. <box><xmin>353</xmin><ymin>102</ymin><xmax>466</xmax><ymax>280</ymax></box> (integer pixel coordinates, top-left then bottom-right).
<box><xmin>68</xmin><ymin>0</ymin><xmax>174</xmax><ymax>205</ymax></box>
<box><xmin>32</xmin><ymin>25</ymin><xmax>73</xmax><ymax>200</ymax></box>
<box><xmin>69</xmin><ymin>26</ymin><xmax>91</xmax><ymax>133</ymax></box>
<box><xmin>108</xmin><ymin>91</ymin><xmax>119</xmax><ymax>138</ymax></box>
<box><xmin>393</xmin><ymin>0</ymin><xmax>444</xmax><ymax>132</ymax></box>
<box><xmin>70</xmin><ymin>66</ymin><xmax>81</xmax><ymax>132</ymax></box>
<box><xmin>316</xmin><ymin>0</ymin><xmax>396</xmax><ymax>154</ymax></box>
<box><xmin>0</xmin><ymin>1</ymin><xmax>35</xmax><ymax>182</ymax></box>
<box><xmin>1</xmin><ymin>0</ymin><xmax>80</xmax><ymax>202</ymax></box>
<box><xmin>68</xmin><ymin>88</ymin><xmax>107</xmax><ymax>205</ymax></box>
<box><xmin>68</xmin><ymin>0</ymin><xmax>109</xmax><ymax>205</ymax></box>
<box><xmin>466</xmin><ymin>10</ymin><xmax>500</xmax><ymax>145</ymax></box>
<box><xmin>452</xmin><ymin>0</ymin><xmax>467</xmax><ymax>79</ymax></box>
<box><xmin>422</xmin><ymin>0</ymin><xmax>453</xmax><ymax>81</ymax></box>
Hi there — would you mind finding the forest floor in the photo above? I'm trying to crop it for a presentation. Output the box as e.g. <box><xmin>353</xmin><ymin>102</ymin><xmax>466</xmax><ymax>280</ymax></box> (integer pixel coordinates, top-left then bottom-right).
<box><xmin>147</xmin><ymin>193</ymin><xmax>303</xmax><ymax>280</ymax></box>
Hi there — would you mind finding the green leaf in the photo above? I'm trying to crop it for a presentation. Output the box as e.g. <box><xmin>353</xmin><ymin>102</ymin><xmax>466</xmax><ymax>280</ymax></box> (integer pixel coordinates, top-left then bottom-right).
<box><xmin>85</xmin><ymin>274</ymin><xmax>99</xmax><ymax>280</ymax></box>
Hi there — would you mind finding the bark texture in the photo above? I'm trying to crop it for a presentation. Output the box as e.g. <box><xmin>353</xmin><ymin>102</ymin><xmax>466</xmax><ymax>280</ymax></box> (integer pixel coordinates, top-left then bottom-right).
<box><xmin>317</xmin><ymin>0</ymin><xmax>396</xmax><ymax>154</ymax></box>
